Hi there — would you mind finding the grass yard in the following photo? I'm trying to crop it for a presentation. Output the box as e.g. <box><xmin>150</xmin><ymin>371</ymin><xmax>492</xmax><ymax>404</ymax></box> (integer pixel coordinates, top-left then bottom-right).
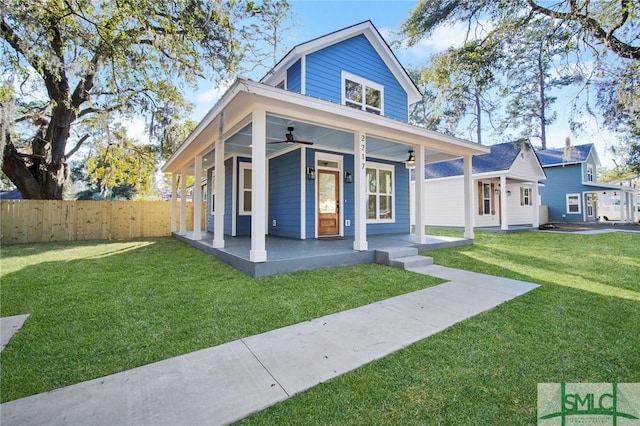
<box><xmin>242</xmin><ymin>231</ymin><xmax>640</xmax><ymax>425</ymax></box>
<box><xmin>1</xmin><ymin>232</ymin><xmax>638</xmax><ymax>424</ymax></box>
<box><xmin>0</xmin><ymin>238</ymin><xmax>444</xmax><ymax>403</ymax></box>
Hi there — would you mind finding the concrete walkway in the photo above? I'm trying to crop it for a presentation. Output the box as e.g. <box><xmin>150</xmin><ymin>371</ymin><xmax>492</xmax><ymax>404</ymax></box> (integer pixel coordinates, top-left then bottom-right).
<box><xmin>0</xmin><ymin>265</ymin><xmax>539</xmax><ymax>426</ymax></box>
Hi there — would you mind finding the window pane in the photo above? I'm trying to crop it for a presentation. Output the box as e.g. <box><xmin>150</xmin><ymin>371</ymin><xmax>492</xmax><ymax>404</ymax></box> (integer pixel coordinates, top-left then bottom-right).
<box><xmin>379</xmin><ymin>170</ymin><xmax>392</xmax><ymax>194</ymax></box>
<box><xmin>379</xmin><ymin>196</ymin><xmax>392</xmax><ymax>219</ymax></box>
<box><xmin>345</xmin><ymin>80</ymin><xmax>362</xmax><ymax>103</ymax></box>
<box><xmin>367</xmin><ymin>195</ymin><xmax>377</xmax><ymax>219</ymax></box>
<box><xmin>483</xmin><ymin>184</ymin><xmax>490</xmax><ymax>198</ymax></box>
<box><xmin>319</xmin><ymin>173</ymin><xmax>336</xmax><ymax>214</ymax></box>
<box><xmin>244</xmin><ymin>191</ymin><xmax>252</xmax><ymax>212</ymax></box>
<box><xmin>367</xmin><ymin>168</ymin><xmax>377</xmax><ymax>193</ymax></box>
<box><xmin>243</xmin><ymin>168</ymin><xmax>252</xmax><ymax>189</ymax></box>
<box><xmin>365</xmin><ymin>107</ymin><xmax>381</xmax><ymax>115</ymax></box>
<box><xmin>366</xmin><ymin>87</ymin><xmax>381</xmax><ymax>109</ymax></box>
<box><xmin>484</xmin><ymin>199</ymin><xmax>490</xmax><ymax>214</ymax></box>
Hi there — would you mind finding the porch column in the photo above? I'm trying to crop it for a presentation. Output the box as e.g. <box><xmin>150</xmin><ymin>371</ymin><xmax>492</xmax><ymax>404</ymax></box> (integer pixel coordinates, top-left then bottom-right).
<box><xmin>193</xmin><ymin>155</ymin><xmax>203</xmax><ymax>240</ymax></box>
<box><xmin>180</xmin><ymin>167</ymin><xmax>188</xmax><ymax>234</ymax></box>
<box><xmin>213</xmin><ymin>112</ymin><xmax>226</xmax><ymax>248</ymax></box>
<box><xmin>621</xmin><ymin>192</ymin><xmax>628</xmax><ymax>222</ymax></box>
<box><xmin>353</xmin><ymin>131</ymin><xmax>368</xmax><ymax>251</ymax></box>
<box><xmin>463</xmin><ymin>155</ymin><xmax>474</xmax><ymax>239</ymax></box>
<box><xmin>414</xmin><ymin>144</ymin><xmax>427</xmax><ymax>244</ymax></box>
<box><xmin>500</xmin><ymin>175</ymin><xmax>508</xmax><ymax>231</ymax></box>
<box><xmin>532</xmin><ymin>181</ymin><xmax>540</xmax><ymax>227</ymax></box>
<box><xmin>250</xmin><ymin>106</ymin><xmax>267</xmax><ymax>262</ymax></box>
<box><xmin>170</xmin><ymin>173</ymin><xmax>177</xmax><ymax>233</ymax></box>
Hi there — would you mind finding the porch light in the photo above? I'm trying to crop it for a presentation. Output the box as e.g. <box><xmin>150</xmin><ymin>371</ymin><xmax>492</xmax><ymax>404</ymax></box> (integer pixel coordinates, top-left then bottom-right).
<box><xmin>406</xmin><ymin>150</ymin><xmax>415</xmax><ymax>166</ymax></box>
<box><xmin>307</xmin><ymin>167</ymin><xmax>316</xmax><ymax>180</ymax></box>
<box><xmin>344</xmin><ymin>171</ymin><xmax>353</xmax><ymax>183</ymax></box>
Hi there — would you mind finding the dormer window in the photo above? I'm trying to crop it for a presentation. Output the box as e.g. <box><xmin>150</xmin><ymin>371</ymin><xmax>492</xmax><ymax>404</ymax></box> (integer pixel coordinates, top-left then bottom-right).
<box><xmin>342</xmin><ymin>71</ymin><xmax>383</xmax><ymax>115</ymax></box>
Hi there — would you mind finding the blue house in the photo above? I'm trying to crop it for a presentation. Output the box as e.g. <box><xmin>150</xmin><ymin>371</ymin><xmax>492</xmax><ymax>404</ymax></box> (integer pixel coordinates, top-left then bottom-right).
<box><xmin>411</xmin><ymin>141</ymin><xmax>546</xmax><ymax>231</ymax></box>
<box><xmin>537</xmin><ymin>143</ymin><xmax>638</xmax><ymax>223</ymax></box>
<box><xmin>162</xmin><ymin>21</ymin><xmax>488</xmax><ymax>270</ymax></box>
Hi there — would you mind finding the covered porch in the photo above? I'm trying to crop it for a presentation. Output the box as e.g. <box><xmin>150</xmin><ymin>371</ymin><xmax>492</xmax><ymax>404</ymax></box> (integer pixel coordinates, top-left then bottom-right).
<box><xmin>162</xmin><ymin>78</ymin><xmax>488</xmax><ymax>275</ymax></box>
<box><xmin>173</xmin><ymin>231</ymin><xmax>471</xmax><ymax>278</ymax></box>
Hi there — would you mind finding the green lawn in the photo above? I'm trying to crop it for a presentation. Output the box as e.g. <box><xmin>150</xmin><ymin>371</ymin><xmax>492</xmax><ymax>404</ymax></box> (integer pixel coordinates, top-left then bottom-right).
<box><xmin>1</xmin><ymin>233</ymin><xmax>639</xmax><ymax>424</ymax></box>
<box><xmin>241</xmin><ymin>231</ymin><xmax>640</xmax><ymax>425</ymax></box>
<box><xmin>0</xmin><ymin>238</ymin><xmax>444</xmax><ymax>403</ymax></box>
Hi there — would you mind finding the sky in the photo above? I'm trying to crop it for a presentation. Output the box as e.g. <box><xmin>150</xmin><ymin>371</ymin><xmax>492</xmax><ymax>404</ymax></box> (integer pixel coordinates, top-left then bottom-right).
<box><xmin>173</xmin><ymin>0</ymin><xmax>621</xmax><ymax>167</ymax></box>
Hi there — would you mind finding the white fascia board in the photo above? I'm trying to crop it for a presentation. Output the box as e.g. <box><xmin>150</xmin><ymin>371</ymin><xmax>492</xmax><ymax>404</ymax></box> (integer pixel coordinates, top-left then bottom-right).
<box><xmin>261</xmin><ymin>21</ymin><xmax>421</xmax><ymax>104</ymax></box>
<box><xmin>164</xmin><ymin>78</ymin><xmax>488</xmax><ymax>173</ymax></box>
<box><xmin>161</xmin><ymin>79</ymin><xmax>244</xmax><ymax>172</ymax></box>
<box><xmin>582</xmin><ymin>182</ymin><xmax>637</xmax><ymax>192</ymax></box>
<box><xmin>247</xmin><ymin>79</ymin><xmax>488</xmax><ymax>155</ymax></box>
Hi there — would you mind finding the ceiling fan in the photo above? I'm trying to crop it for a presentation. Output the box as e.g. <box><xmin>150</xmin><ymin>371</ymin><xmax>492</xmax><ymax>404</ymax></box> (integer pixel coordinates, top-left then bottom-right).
<box><xmin>267</xmin><ymin>126</ymin><xmax>313</xmax><ymax>145</ymax></box>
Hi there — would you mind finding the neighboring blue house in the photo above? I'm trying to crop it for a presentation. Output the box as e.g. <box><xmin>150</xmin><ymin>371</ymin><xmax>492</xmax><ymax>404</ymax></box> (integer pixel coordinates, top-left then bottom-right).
<box><xmin>411</xmin><ymin>141</ymin><xmax>546</xmax><ymax>231</ymax></box>
<box><xmin>0</xmin><ymin>191</ymin><xmax>23</xmax><ymax>200</ymax></box>
<box><xmin>162</xmin><ymin>21</ymin><xmax>488</xmax><ymax>265</ymax></box>
<box><xmin>538</xmin><ymin>143</ymin><xmax>638</xmax><ymax>222</ymax></box>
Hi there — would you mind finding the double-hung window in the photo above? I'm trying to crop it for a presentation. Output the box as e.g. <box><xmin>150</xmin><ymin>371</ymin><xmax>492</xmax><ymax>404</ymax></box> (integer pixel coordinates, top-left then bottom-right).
<box><xmin>366</xmin><ymin>163</ymin><xmax>394</xmax><ymax>222</ymax></box>
<box><xmin>586</xmin><ymin>164</ymin><xmax>594</xmax><ymax>182</ymax></box>
<box><xmin>566</xmin><ymin>193</ymin><xmax>581</xmax><ymax>214</ymax></box>
<box><xmin>239</xmin><ymin>163</ymin><xmax>252</xmax><ymax>215</ymax></box>
<box><xmin>342</xmin><ymin>71</ymin><xmax>383</xmax><ymax>115</ymax></box>
<box><xmin>521</xmin><ymin>187</ymin><xmax>531</xmax><ymax>206</ymax></box>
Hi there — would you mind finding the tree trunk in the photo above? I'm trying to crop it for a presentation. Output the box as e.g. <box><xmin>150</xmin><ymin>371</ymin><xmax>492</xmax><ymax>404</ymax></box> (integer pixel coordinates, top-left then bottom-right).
<box><xmin>537</xmin><ymin>43</ymin><xmax>547</xmax><ymax>149</ymax></box>
<box><xmin>475</xmin><ymin>88</ymin><xmax>482</xmax><ymax>145</ymax></box>
<box><xmin>2</xmin><ymin>104</ymin><xmax>73</xmax><ymax>200</ymax></box>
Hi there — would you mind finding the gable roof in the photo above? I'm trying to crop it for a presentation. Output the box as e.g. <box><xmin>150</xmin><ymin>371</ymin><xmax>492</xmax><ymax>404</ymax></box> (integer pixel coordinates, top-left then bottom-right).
<box><xmin>537</xmin><ymin>143</ymin><xmax>598</xmax><ymax>167</ymax></box>
<box><xmin>424</xmin><ymin>141</ymin><xmax>524</xmax><ymax>179</ymax></box>
<box><xmin>260</xmin><ymin>20</ymin><xmax>422</xmax><ymax>105</ymax></box>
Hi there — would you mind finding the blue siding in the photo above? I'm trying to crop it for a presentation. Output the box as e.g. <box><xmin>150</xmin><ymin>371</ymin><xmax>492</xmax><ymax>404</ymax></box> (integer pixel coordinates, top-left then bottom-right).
<box><xmin>366</xmin><ymin>159</ymin><xmax>410</xmax><ymax>235</ymax></box>
<box><xmin>269</xmin><ymin>150</ymin><xmax>302</xmax><ymax>238</ymax></box>
<box><xmin>305</xmin><ymin>34</ymin><xmax>408</xmax><ymax>122</ymax></box>
<box><xmin>287</xmin><ymin>59</ymin><xmax>302</xmax><ymax>93</ymax></box>
<box><xmin>304</xmin><ymin>149</ymin><xmax>409</xmax><ymax>237</ymax></box>
<box><xmin>235</xmin><ymin>157</ymin><xmax>251</xmax><ymax>236</ymax></box>
<box><xmin>305</xmin><ymin>151</ymin><xmax>317</xmax><ymax>238</ymax></box>
<box><xmin>206</xmin><ymin>168</ymin><xmax>214</xmax><ymax>232</ymax></box>
<box><xmin>205</xmin><ymin>158</ymin><xmax>234</xmax><ymax>235</ymax></box>
<box><xmin>224</xmin><ymin>158</ymin><xmax>233</xmax><ymax>235</ymax></box>
<box><xmin>540</xmin><ymin>164</ymin><xmax>587</xmax><ymax>222</ymax></box>
<box><xmin>342</xmin><ymin>154</ymin><xmax>355</xmax><ymax>237</ymax></box>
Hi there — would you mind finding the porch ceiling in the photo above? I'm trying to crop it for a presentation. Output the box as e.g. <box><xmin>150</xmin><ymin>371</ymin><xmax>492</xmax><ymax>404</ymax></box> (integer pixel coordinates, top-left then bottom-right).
<box><xmin>163</xmin><ymin>78</ymin><xmax>489</xmax><ymax>174</ymax></box>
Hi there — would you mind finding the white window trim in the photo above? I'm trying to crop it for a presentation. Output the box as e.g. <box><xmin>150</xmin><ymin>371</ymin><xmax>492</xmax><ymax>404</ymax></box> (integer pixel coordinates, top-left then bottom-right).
<box><xmin>239</xmin><ymin>162</ymin><xmax>252</xmax><ymax>216</ymax></box>
<box><xmin>566</xmin><ymin>193</ymin><xmax>581</xmax><ymax>214</ymax></box>
<box><xmin>586</xmin><ymin>164</ymin><xmax>594</xmax><ymax>182</ymax></box>
<box><xmin>366</xmin><ymin>162</ymin><xmax>395</xmax><ymax>224</ymax></box>
<box><xmin>482</xmin><ymin>183</ymin><xmax>492</xmax><ymax>215</ymax></box>
<box><xmin>210</xmin><ymin>169</ymin><xmax>216</xmax><ymax>214</ymax></box>
<box><xmin>315</xmin><ymin>152</ymin><xmax>344</xmax><ymax>238</ymax></box>
<box><xmin>341</xmin><ymin>71</ymin><xmax>384</xmax><ymax>116</ymax></box>
<box><xmin>523</xmin><ymin>187</ymin><xmax>531</xmax><ymax>206</ymax></box>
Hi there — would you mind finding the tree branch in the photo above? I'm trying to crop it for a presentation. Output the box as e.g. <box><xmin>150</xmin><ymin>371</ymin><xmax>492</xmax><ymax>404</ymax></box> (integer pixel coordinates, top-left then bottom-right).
<box><xmin>65</xmin><ymin>134</ymin><xmax>90</xmax><ymax>159</ymax></box>
<box><xmin>527</xmin><ymin>0</ymin><xmax>640</xmax><ymax>59</ymax></box>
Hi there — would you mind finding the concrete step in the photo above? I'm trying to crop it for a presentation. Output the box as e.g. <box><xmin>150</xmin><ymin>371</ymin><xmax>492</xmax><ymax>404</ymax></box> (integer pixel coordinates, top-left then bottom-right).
<box><xmin>375</xmin><ymin>247</ymin><xmax>418</xmax><ymax>265</ymax></box>
<box><xmin>389</xmin><ymin>255</ymin><xmax>434</xmax><ymax>270</ymax></box>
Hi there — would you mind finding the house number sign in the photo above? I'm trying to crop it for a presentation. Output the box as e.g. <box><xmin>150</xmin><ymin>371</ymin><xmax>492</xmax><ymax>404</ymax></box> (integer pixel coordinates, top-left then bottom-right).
<box><xmin>360</xmin><ymin>134</ymin><xmax>366</xmax><ymax>170</ymax></box>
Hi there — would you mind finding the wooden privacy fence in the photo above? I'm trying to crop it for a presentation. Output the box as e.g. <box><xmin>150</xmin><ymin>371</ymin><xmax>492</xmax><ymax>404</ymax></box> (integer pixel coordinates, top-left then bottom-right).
<box><xmin>0</xmin><ymin>200</ymin><xmax>206</xmax><ymax>245</ymax></box>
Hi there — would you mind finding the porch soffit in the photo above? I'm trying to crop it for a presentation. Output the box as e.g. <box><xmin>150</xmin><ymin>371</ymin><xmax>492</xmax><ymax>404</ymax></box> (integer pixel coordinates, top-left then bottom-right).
<box><xmin>162</xmin><ymin>79</ymin><xmax>489</xmax><ymax>174</ymax></box>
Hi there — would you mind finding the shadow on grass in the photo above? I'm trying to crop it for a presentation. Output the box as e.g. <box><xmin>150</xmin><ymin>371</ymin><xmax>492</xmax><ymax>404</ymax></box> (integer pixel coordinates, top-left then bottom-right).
<box><xmin>0</xmin><ymin>238</ymin><xmax>444</xmax><ymax>403</ymax></box>
<box><xmin>243</xmin><ymin>246</ymin><xmax>640</xmax><ymax>425</ymax></box>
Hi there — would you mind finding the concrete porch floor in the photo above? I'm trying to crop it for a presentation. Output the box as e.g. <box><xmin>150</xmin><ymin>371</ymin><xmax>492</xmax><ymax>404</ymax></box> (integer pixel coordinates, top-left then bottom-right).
<box><xmin>173</xmin><ymin>232</ymin><xmax>472</xmax><ymax>277</ymax></box>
